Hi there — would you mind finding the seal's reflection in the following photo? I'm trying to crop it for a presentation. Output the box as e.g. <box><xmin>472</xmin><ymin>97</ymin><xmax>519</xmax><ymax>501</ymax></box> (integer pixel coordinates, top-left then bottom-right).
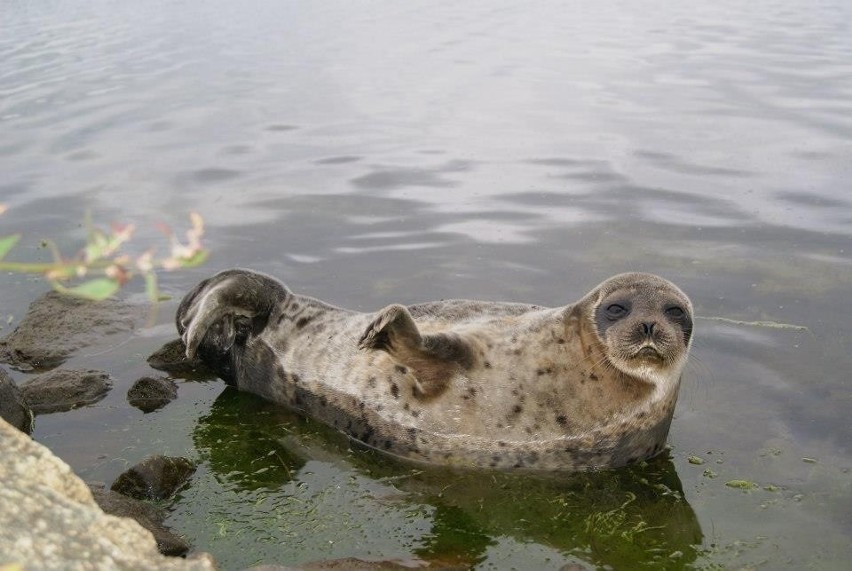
<box><xmin>194</xmin><ymin>387</ymin><xmax>703</xmax><ymax>568</ymax></box>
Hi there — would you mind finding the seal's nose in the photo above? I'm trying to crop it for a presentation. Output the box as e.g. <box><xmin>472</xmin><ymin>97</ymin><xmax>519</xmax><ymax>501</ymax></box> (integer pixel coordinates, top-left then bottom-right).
<box><xmin>641</xmin><ymin>321</ymin><xmax>656</xmax><ymax>338</ymax></box>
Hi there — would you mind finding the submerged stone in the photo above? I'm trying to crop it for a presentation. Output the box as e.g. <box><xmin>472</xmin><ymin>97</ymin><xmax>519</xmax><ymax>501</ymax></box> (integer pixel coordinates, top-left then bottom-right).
<box><xmin>19</xmin><ymin>369</ymin><xmax>112</xmax><ymax>414</ymax></box>
<box><xmin>148</xmin><ymin>338</ymin><xmax>213</xmax><ymax>377</ymax></box>
<box><xmin>111</xmin><ymin>455</ymin><xmax>197</xmax><ymax>501</ymax></box>
<box><xmin>0</xmin><ymin>291</ymin><xmax>142</xmax><ymax>371</ymax></box>
<box><xmin>0</xmin><ymin>367</ymin><xmax>33</xmax><ymax>433</ymax></box>
<box><xmin>88</xmin><ymin>482</ymin><xmax>191</xmax><ymax>556</ymax></box>
<box><xmin>128</xmin><ymin>376</ymin><xmax>179</xmax><ymax>413</ymax></box>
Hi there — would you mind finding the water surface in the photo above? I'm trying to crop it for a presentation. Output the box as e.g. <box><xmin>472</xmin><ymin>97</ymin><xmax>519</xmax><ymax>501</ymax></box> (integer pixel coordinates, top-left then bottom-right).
<box><xmin>2</xmin><ymin>1</ymin><xmax>851</xmax><ymax>569</ymax></box>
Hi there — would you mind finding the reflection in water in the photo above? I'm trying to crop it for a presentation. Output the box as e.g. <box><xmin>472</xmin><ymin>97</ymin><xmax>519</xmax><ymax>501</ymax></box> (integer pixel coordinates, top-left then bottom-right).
<box><xmin>193</xmin><ymin>389</ymin><xmax>702</xmax><ymax>569</ymax></box>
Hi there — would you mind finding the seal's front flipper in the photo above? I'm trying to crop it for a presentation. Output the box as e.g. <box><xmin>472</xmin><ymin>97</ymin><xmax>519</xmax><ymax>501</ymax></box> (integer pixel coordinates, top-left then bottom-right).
<box><xmin>358</xmin><ymin>304</ymin><xmax>474</xmax><ymax>398</ymax></box>
<box><xmin>358</xmin><ymin>304</ymin><xmax>420</xmax><ymax>352</ymax></box>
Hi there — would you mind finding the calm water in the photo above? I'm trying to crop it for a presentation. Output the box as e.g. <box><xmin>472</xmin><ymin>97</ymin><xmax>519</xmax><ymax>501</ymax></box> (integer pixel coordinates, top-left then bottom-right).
<box><xmin>2</xmin><ymin>0</ymin><xmax>852</xmax><ymax>569</ymax></box>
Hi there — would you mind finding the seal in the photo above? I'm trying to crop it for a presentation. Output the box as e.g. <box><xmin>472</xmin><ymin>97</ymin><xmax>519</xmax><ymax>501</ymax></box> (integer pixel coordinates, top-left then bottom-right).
<box><xmin>176</xmin><ymin>269</ymin><xmax>693</xmax><ymax>471</ymax></box>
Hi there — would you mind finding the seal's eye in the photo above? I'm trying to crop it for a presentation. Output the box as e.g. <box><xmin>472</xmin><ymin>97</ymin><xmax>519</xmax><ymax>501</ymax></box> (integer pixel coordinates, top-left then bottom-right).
<box><xmin>605</xmin><ymin>304</ymin><xmax>628</xmax><ymax>319</ymax></box>
<box><xmin>665</xmin><ymin>306</ymin><xmax>685</xmax><ymax>319</ymax></box>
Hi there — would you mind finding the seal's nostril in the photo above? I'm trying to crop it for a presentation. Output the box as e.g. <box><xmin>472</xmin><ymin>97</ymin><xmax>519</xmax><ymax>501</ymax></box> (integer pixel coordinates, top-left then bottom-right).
<box><xmin>641</xmin><ymin>322</ymin><xmax>656</xmax><ymax>337</ymax></box>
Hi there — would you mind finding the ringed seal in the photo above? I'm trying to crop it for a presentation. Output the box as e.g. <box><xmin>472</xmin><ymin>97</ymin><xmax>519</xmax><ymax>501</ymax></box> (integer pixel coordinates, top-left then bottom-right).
<box><xmin>176</xmin><ymin>269</ymin><xmax>693</xmax><ymax>471</ymax></box>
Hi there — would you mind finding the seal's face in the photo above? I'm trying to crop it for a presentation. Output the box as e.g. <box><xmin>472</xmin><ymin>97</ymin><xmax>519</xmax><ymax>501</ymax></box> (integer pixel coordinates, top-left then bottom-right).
<box><xmin>591</xmin><ymin>273</ymin><xmax>693</xmax><ymax>391</ymax></box>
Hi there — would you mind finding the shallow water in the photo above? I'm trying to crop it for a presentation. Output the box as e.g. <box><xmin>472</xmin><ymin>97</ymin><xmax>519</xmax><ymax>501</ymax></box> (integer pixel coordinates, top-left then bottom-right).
<box><xmin>2</xmin><ymin>0</ymin><xmax>851</xmax><ymax>568</ymax></box>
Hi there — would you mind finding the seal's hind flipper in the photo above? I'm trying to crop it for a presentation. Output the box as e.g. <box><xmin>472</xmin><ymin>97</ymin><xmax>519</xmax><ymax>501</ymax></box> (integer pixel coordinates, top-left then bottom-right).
<box><xmin>358</xmin><ymin>304</ymin><xmax>475</xmax><ymax>398</ymax></box>
<box><xmin>178</xmin><ymin>269</ymin><xmax>288</xmax><ymax>360</ymax></box>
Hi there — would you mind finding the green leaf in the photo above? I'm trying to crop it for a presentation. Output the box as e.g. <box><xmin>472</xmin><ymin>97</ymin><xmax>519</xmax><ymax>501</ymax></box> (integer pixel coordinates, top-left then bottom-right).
<box><xmin>178</xmin><ymin>249</ymin><xmax>209</xmax><ymax>268</ymax></box>
<box><xmin>53</xmin><ymin>278</ymin><xmax>121</xmax><ymax>300</ymax></box>
<box><xmin>0</xmin><ymin>234</ymin><xmax>21</xmax><ymax>261</ymax></box>
<box><xmin>144</xmin><ymin>272</ymin><xmax>159</xmax><ymax>303</ymax></box>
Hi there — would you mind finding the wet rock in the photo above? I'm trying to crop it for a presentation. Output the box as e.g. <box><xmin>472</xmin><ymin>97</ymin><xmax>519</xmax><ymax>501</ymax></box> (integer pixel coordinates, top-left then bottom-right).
<box><xmin>88</xmin><ymin>482</ymin><xmax>191</xmax><ymax>556</ymax></box>
<box><xmin>19</xmin><ymin>368</ymin><xmax>112</xmax><ymax>414</ymax></box>
<box><xmin>128</xmin><ymin>376</ymin><xmax>179</xmax><ymax>413</ymax></box>
<box><xmin>0</xmin><ymin>417</ymin><xmax>217</xmax><ymax>570</ymax></box>
<box><xmin>0</xmin><ymin>367</ymin><xmax>33</xmax><ymax>433</ymax></box>
<box><xmin>111</xmin><ymin>455</ymin><xmax>197</xmax><ymax>501</ymax></box>
<box><xmin>0</xmin><ymin>291</ymin><xmax>142</xmax><ymax>371</ymax></box>
<box><xmin>148</xmin><ymin>338</ymin><xmax>214</xmax><ymax>377</ymax></box>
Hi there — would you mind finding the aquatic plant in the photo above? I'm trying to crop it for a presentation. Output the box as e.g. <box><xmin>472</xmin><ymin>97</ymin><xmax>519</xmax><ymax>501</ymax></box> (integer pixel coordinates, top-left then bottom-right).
<box><xmin>0</xmin><ymin>205</ymin><xmax>208</xmax><ymax>301</ymax></box>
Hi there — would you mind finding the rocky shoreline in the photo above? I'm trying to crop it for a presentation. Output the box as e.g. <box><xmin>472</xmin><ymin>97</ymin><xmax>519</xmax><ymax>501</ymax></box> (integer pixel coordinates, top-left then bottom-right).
<box><xmin>0</xmin><ymin>291</ymin><xmax>217</xmax><ymax>569</ymax></box>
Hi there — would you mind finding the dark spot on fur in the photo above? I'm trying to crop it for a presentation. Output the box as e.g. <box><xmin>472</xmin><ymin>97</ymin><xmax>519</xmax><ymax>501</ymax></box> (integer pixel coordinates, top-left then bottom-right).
<box><xmin>513</xmin><ymin>348</ymin><xmax>522</xmax><ymax>355</ymax></box>
<box><xmin>319</xmin><ymin>396</ymin><xmax>327</xmax><ymax>407</ymax></box>
<box><xmin>403</xmin><ymin>402</ymin><xmax>410</xmax><ymax>410</ymax></box>
<box><xmin>292</xmin><ymin>373</ymin><xmax>301</xmax><ymax>383</ymax></box>
<box><xmin>498</xmin><ymin>441</ymin><xmax>507</xmax><ymax>447</ymax></box>
<box><xmin>290</xmin><ymin>303</ymin><xmax>299</xmax><ymax>310</ymax></box>
<box><xmin>407</xmin><ymin>427</ymin><xmax>417</xmax><ymax>439</ymax></box>
<box><xmin>514</xmin><ymin>461</ymin><xmax>524</xmax><ymax>469</ymax></box>
<box><xmin>589</xmin><ymin>373</ymin><xmax>598</xmax><ymax>381</ymax></box>
<box><xmin>512</xmin><ymin>405</ymin><xmax>523</xmax><ymax>414</ymax></box>
<box><xmin>295</xmin><ymin>316</ymin><xmax>312</xmax><ymax>329</ymax></box>
<box><xmin>367</xmin><ymin>376</ymin><xmax>377</xmax><ymax>388</ymax></box>
<box><xmin>483</xmin><ymin>361</ymin><xmax>491</xmax><ymax>369</ymax></box>
<box><xmin>384</xmin><ymin>440</ymin><xmax>392</xmax><ymax>450</ymax></box>
<box><xmin>557</xmin><ymin>338</ymin><xmax>565</xmax><ymax>344</ymax></box>
<box><xmin>395</xmin><ymin>364</ymin><xmax>408</xmax><ymax>374</ymax></box>
<box><xmin>390</xmin><ymin>383</ymin><xmax>400</xmax><ymax>398</ymax></box>
<box><xmin>411</xmin><ymin>410</ymin><xmax>420</xmax><ymax>418</ymax></box>
<box><xmin>358</xmin><ymin>401</ymin><xmax>365</xmax><ymax>410</ymax></box>
<box><xmin>556</xmin><ymin>415</ymin><xmax>567</xmax><ymax>426</ymax></box>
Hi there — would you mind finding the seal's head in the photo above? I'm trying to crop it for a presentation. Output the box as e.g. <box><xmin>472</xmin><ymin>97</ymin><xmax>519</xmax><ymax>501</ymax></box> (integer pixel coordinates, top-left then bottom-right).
<box><xmin>584</xmin><ymin>273</ymin><xmax>693</xmax><ymax>393</ymax></box>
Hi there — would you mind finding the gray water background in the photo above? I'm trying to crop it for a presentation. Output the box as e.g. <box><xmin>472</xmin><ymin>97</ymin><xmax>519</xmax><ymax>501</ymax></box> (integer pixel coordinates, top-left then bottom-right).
<box><xmin>2</xmin><ymin>0</ymin><xmax>851</xmax><ymax>569</ymax></box>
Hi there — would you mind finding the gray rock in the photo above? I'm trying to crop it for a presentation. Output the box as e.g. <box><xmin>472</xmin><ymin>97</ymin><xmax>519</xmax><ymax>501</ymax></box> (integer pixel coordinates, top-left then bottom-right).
<box><xmin>128</xmin><ymin>376</ymin><xmax>179</xmax><ymax>413</ymax></box>
<box><xmin>148</xmin><ymin>338</ymin><xmax>213</xmax><ymax>377</ymax></box>
<box><xmin>88</xmin><ymin>482</ymin><xmax>191</xmax><ymax>556</ymax></box>
<box><xmin>19</xmin><ymin>369</ymin><xmax>112</xmax><ymax>414</ymax></box>
<box><xmin>0</xmin><ymin>417</ymin><xmax>217</xmax><ymax>570</ymax></box>
<box><xmin>111</xmin><ymin>455</ymin><xmax>197</xmax><ymax>501</ymax></box>
<box><xmin>0</xmin><ymin>367</ymin><xmax>33</xmax><ymax>433</ymax></box>
<box><xmin>0</xmin><ymin>291</ymin><xmax>142</xmax><ymax>371</ymax></box>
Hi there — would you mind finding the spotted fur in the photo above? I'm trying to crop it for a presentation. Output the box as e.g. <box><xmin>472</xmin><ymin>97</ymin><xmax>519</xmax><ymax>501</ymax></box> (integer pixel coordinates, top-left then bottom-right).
<box><xmin>177</xmin><ymin>269</ymin><xmax>693</xmax><ymax>471</ymax></box>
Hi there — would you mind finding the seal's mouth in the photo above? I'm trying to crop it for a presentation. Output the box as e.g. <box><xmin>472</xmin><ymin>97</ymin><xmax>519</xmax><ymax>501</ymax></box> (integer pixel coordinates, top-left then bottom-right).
<box><xmin>633</xmin><ymin>345</ymin><xmax>664</xmax><ymax>363</ymax></box>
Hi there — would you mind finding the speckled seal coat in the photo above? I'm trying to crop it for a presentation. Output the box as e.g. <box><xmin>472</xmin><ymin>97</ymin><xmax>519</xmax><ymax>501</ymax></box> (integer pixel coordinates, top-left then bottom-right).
<box><xmin>177</xmin><ymin>269</ymin><xmax>693</xmax><ymax>471</ymax></box>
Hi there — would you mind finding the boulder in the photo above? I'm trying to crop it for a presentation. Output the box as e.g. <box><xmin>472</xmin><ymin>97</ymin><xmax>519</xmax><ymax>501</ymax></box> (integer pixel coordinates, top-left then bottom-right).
<box><xmin>127</xmin><ymin>376</ymin><xmax>179</xmax><ymax>413</ymax></box>
<box><xmin>111</xmin><ymin>455</ymin><xmax>197</xmax><ymax>501</ymax></box>
<box><xmin>0</xmin><ymin>367</ymin><xmax>33</xmax><ymax>433</ymax></box>
<box><xmin>19</xmin><ymin>369</ymin><xmax>112</xmax><ymax>414</ymax></box>
<box><xmin>0</xmin><ymin>291</ymin><xmax>142</xmax><ymax>370</ymax></box>
<box><xmin>0</xmin><ymin>416</ymin><xmax>217</xmax><ymax>570</ymax></box>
